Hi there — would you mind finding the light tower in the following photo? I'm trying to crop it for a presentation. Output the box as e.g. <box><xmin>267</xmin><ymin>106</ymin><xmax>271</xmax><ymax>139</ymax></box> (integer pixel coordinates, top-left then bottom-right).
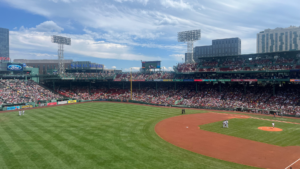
<box><xmin>51</xmin><ymin>35</ymin><xmax>71</xmax><ymax>75</ymax></box>
<box><xmin>178</xmin><ymin>30</ymin><xmax>201</xmax><ymax>63</ymax></box>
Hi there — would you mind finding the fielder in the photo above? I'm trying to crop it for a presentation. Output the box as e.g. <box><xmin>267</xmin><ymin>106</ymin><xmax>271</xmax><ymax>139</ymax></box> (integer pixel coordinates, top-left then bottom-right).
<box><xmin>272</xmin><ymin>122</ymin><xmax>275</xmax><ymax>129</ymax></box>
<box><xmin>223</xmin><ymin>120</ymin><xmax>226</xmax><ymax>128</ymax></box>
<box><xmin>19</xmin><ymin>110</ymin><xmax>21</xmax><ymax>116</ymax></box>
<box><xmin>22</xmin><ymin>110</ymin><xmax>25</xmax><ymax>115</ymax></box>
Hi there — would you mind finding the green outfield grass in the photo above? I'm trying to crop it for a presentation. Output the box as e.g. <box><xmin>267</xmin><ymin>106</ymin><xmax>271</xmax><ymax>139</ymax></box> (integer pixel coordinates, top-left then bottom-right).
<box><xmin>200</xmin><ymin>118</ymin><xmax>300</xmax><ymax>147</ymax></box>
<box><xmin>0</xmin><ymin>102</ymin><xmax>258</xmax><ymax>169</ymax></box>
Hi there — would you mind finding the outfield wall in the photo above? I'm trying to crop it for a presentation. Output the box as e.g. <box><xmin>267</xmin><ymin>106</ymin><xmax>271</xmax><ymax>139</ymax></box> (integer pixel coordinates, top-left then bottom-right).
<box><xmin>1</xmin><ymin>99</ymin><xmax>299</xmax><ymax>118</ymax></box>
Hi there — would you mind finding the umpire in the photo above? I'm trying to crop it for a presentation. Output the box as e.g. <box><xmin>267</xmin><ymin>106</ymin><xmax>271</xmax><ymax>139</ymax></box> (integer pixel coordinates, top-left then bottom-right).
<box><xmin>182</xmin><ymin>109</ymin><xmax>185</xmax><ymax>114</ymax></box>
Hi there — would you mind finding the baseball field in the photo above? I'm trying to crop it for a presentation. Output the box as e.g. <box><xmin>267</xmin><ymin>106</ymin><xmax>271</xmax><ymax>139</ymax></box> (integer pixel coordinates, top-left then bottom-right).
<box><xmin>0</xmin><ymin>102</ymin><xmax>299</xmax><ymax>169</ymax></box>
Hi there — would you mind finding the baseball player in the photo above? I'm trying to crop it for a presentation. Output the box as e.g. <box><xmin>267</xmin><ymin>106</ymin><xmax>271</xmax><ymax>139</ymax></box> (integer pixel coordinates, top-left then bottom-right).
<box><xmin>223</xmin><ymin>120</ymin><xmax>226</xmax><ymax>128</ymax></box>
<box><xmin>226</xmin><ymin>120</ymin><xmax>229</xmax><ymax>128</ymax></box>
<box><xmin>272</xmin><ymin>122</ymin><xmax>275</xmax><ymax>129</ymax></box>
<box><xmin>19</xmin><ymin>110</ymin><xmax>21</xmax><ymax>116</ymax></box>
<box><xmin>22</xmin><ymin>110</ymin><xmax>25</xmax><ymax>115</ymax></box>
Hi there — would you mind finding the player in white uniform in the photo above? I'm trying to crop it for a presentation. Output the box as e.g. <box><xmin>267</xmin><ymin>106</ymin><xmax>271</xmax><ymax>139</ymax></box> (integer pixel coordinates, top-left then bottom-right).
<box><xmin>19</xmin><ymin>111</ymin><xmax>21</xmax><ymax>116</ymax></box>
<box><xmin>226</xmin><ymin>120</ymin><xmax>229</xmax><ymax>128</ymax></box>
<box><xmin>223</xmin><ymin>121</ymin><xmax>226</xmax><ymax>128</ymax></box>
<box><xmin>272</xmin><ymin>122</ymin><xmax>275</xmax><ymax>128</ymax></box>
<box><xmin>22</xmin><ymin>110</ymin><xmax>25</xmax><ymax>115</ymax></box>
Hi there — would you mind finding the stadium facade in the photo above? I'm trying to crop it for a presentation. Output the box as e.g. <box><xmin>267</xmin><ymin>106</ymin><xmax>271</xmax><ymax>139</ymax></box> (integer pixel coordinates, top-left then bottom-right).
<box><xmin>193</xmin><ymin>37</ymin><xmax>241</xmax><ymax>61</ymax></box>
<box><xmin>0</xmin><ymin>27</ymin><xmax>9</xmax><ymax>59</ymax></box>
<box><xmin>14</xmin><ymin>59</ymin><xmax>73</xmax><ymax>75</ymax></box>
<box><xmin>257</xmin><ymin>26</ymin><xmax>300</xmax><ymax>53</ymax></box>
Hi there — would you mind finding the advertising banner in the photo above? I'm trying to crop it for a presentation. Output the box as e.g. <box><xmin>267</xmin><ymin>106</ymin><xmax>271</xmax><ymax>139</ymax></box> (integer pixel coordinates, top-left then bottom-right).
<box><xmin>7</xmin><ymin>106</ymin><xmax>20</xmax><ymax>110</ymax></box>
<box><xmin>218</xmin><ymin>79</ymin><xmax>231</xmax><ymax>82</ymax></box>
<box><xmin>194</xmin><ymin>79</ymin><xmax>203</xmax><ymax>82</ymax></box>
<box><xmin>39</xmin><ymin>103</ymin><xmax>46</xmax><ymax>107</ymax></box>
<box><xmin>47</xmin><ymin>102</ymin><xmax>57</xmax><ymax>106</ymax></box>
<box><xmin>134</xmin><ymin>80</ymin><xmax>146</xmax><ymax>82</ymax></box>
<box><xmin>203</xmin><ymin>79</ymin><xmax>217</xmax><ymax>82</ymax></box>
<box><xmin>243</xmin><ymin>79</ymin><xmax>258</xmax><ymax>82</ymax></box>
<box><xmin>154</xmin><ymin>79</ymin><xmax>163</xmax><ymax>81</ymax></box>
<box><xmin>58</xmin><ymin>101</ymin><xmax>68</xmax><ymax>105</ymax></box>
<box><xmin>99</xmin><ymin>99</ymin><xmax>108</xmax><ymax>101</ymax></box>
<box><xmin>0</xmin><ymin>57</ymin><xmax>9</xmax><ymax>61</ymax></box>
<box><xmin>114</xmin><ymin>79</ymin><xmax>122</xmax><ymax>81</ymax></box>
<box><xmin>183</xmin><ymin>79</ymin><xmax>194</xmax><ymax>82</ymax></box>
<box><xmin>290</xmin><ymin>79</ymin><xmax>300</xmax><ymax>82</ymax></box>
<box><xmin>231</xmin><ymin>79</ymin><xmax>243</xmax><ymax>82</ymax></box>
<box><xmin>7</xmin><ymin>63</ymin><xmax>23</xmax><ymax>71</ymax></box>
<box><xmin>68</xmin><ymin>100</ymin><xmax>77</xmax><ymax>104</ymax></box>
<box><xmin>163</xmin><ymin>79</ymin><xmax>173</xmax><ymax>82</ymax></box>
<box><xmin>62</xmin><ymin>78</ymin><xmax>75</xmax><ymax>80</ymax></box>
<box><xmin>22</xmin><ymin>105</ymin><xmax>33</xmax><ymax>109</ymax></box>
<box><xmin>173</xmin><ymin>79</ymin><xmax>183</xmax><ymax>82</ymax></box>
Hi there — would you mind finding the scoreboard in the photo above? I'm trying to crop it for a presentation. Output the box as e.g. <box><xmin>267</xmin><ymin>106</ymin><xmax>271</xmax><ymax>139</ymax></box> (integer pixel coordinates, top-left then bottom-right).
<box><xmin>142</xmin><ymin>61</ymin><xmax>161</xmax><ymax>69</ymax></box>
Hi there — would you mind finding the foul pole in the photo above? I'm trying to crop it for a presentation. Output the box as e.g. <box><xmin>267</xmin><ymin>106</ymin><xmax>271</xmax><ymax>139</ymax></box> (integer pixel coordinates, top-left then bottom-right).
<box><xmin>130</xmin><ymin>68</ymin><xmax>132</xmax><ymax>100</ymax></box>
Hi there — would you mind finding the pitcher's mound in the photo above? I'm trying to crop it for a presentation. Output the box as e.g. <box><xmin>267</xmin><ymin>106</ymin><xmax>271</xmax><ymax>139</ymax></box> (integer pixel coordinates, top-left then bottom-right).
<box><xmin>258</xmin><ymin>126</ymin><xmax>282</xmax><ymax>132</ymax></box>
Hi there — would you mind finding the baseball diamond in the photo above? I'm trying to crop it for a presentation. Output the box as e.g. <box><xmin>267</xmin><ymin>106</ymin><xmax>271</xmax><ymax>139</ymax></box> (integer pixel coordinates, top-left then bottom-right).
<box><xmin>0</xmin><ymin>102</ymin><xmax>299</xmax><ymax>168</ymax></box>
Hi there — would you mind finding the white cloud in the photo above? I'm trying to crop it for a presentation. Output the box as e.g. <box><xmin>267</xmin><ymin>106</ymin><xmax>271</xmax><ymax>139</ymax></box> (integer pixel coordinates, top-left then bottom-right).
<box><xmin>4</xmin><ymin>0</ymin><xmax>300</xmax><ymax>66</ymax></box>
<box><xmin>10</xmin><ymin>23</ymin><xmax>160</xmax><ymax>61</ymax></box>
<box><xmin>114</xmin><ymin>0</ymin><xmax>149</xmax><ymax>5</ymax></box>
<box><xmin>170</xmin><ymin>54</ymin><xmax>184</xmax><ymax>62</ymax></box>
<box><xmin>162</xmin><ymin>66</ymin><xmax>174</xmax><ymax>71</ymax></box>
<box><xmin>11</xmin><ymin>50</ymin><xmax>57</xmax><ymax>60</ymax></box>
<box><xmin>112</xmin><ymin>66</ymin><xmax>117</xmax><ymax>69</ymax></box>
<box><xmin>161</xmin><ymin>0</ymin><xmax>192</xmax><ymax>10</ymax></box>
<box><xmin>29</xmin><ymin>21</ymin><xmax>64</xmax><ymax>32</ymax></box>
<box><xmin>124</xmin><ymin>67</ymin><xmax>140</xmax><ymax>72</ymax></box>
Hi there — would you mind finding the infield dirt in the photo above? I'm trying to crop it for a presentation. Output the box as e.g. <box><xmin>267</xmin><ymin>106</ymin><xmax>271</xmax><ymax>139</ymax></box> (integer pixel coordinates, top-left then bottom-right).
<box><xmin>155</xmin><ymin>113</ymin><xmax>300</xmax><ymax>169</ymax></box>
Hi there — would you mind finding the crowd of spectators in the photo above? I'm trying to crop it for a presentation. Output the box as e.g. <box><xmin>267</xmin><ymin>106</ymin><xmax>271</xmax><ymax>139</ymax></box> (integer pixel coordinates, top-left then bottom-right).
<box><xmin>201</xmin><ymin>61</ymin><xmax>218</xmax><ymax>67</ymax></box>
<box><xmin>62</xmin><ymin>72</ymin><xmax>115</xmax><ymax>79</ymax></box>
<box><xmin>0</xmin><ymin>79</ymin><xmax>62</xmax><ymax>105</ymax></box>
<box><xmin>176</xmin><ymin>63</ymin><xmax>198</xmax><ymax>72</ymax></box>
<box><xmin>174</xmin><ymin>57</ymin><xmax>298</xmax><ymax>73</ymax></box>
<box><xmin>221</xmin><ymin>60</ymin><xmax>245</xmax><ymax>67</ymax></box>
<box><xmin>56</xmin><ymin>83</ymin><xmax>300</xmax><ymax>115</ymax></box>
<box><xmin>114</xmin><ymin>72</ymin><xmax>175</xmax><ymax>81</ymax></box>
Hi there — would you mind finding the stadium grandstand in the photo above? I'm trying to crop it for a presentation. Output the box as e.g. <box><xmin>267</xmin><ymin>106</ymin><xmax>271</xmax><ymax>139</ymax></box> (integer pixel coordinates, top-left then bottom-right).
<box><xmin>1</xmin><ymin>50</ymin><xmax>299</xmax><ymax>117</ymax></box>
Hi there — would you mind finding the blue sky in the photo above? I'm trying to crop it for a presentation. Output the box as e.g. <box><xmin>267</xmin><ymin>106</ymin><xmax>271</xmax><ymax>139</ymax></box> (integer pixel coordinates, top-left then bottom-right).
<box><xmin>1</xmin><ymin>0</ymin><xmax>300</xmax><ymax>71</ymax></box>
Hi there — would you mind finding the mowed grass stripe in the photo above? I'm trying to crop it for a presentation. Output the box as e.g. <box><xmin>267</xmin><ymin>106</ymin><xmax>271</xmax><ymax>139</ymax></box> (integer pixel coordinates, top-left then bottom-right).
<box><xmin>1</xmin><ymin>123</ymin><xmax>56</xmax><ymax>169</ymax></box>
<box><xmin>9</xmin><ymin>118</ymin><xmax>79</xmax><ymax>169</ymax></box>
<box><xmin>0</xmin><ymin>103</ymin><xmax>258</xmax><ymax>169</ymax></box>
<box><xmin>30</xmin><ymin>106</ymin><xmax>150</xmax><ymax>168</ymax></box>
<box><xmin>27</xmin><ymin>112</ymin><xmax>116</xmax><ymax>168</ymax></box>
<box><xmin>0</xmin><ymin>135</ymin><xmax>23</xmax><ymax>169</ymax></box>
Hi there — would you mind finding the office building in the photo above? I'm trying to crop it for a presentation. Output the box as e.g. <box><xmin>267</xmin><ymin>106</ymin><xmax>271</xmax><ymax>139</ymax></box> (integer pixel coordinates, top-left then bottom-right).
<box><xmin>193</xmin><ymin>37</ymin><xmax>241</xmax><ymax>60</ymax></box>
<box><xmin>0</xmin><ymin>27</ymin><xmax>9</xmax><ymax>59</ymax></box>
<box><xmin>257</xmin><ymin>26</ymin><xmax>300</xmax><ymax>53</ymax></box>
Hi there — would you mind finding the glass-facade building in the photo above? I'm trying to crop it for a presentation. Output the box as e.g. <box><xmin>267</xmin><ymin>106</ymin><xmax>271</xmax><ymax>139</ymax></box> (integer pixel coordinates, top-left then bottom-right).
<box><xmin>193</xmin><ymin>37</ymin><xmax>241</xmax><ymax>60</ymax></box>
<box><xmin>257</xmin><ymin>26</ymin><xmax>300</xmax><ymax>53</ymax></box>
<box><xmin>0</xmin><ymin>27</ymin><xmax>9</xmax><ymax>58</ymax></box>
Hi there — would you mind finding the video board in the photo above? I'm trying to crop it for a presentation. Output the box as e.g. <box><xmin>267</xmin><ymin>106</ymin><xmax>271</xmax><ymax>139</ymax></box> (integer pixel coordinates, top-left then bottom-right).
<box><xmin>142</xmin><ymin>61</ymin><xmax>161</xmax><ymax>69</ymax></box>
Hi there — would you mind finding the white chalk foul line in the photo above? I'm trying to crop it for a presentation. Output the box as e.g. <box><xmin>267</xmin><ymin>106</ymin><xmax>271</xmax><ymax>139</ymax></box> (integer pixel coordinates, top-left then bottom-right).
<box><xmin>285</xmin><ymin>158</ymin><xmax>300</xmax><ymax>169</ymax></box>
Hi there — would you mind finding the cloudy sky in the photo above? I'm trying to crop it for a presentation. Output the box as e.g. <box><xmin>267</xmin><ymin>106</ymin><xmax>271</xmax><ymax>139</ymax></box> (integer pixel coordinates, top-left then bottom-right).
<box><xmin>1</xmin><ymin>0</ymin><xmax>300</xmax><ymax>71</ymax></box>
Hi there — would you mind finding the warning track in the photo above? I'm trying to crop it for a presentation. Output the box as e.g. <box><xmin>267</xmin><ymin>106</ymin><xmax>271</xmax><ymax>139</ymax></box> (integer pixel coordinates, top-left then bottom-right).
<box><xmin>155</xmin><ymin>113</ymin><xmax>300</xmax><ymax>169</ymax></box>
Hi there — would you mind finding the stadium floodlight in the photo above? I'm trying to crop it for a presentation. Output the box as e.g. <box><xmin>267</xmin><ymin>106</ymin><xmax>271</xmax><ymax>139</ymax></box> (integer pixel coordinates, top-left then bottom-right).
<box><xmin>178</xmin><ymin>30</ymin><xmax>201</xmax><ymax>63</ymax></box>
<box><xmin>51</xmin><ymin>35</ymin><xmax>71</xmax><ymax>75</ymax></box>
